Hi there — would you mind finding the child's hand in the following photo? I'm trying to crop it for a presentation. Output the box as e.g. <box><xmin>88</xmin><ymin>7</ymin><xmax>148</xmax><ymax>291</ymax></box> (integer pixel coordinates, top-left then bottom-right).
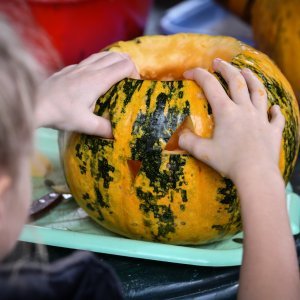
<box><xmin>35</xmin><ymin>52</ymin><xmax>139</xmax><ymax>138</ymax></box>
<box><xmin>179</xmin><ymin>58</ymin><xmax>285</xmax><ymax>181</ymax></box>
<box><xmin>179</xmin><ymin>59</ymin><xmax>300</xmax><ymax>300</ymax></box>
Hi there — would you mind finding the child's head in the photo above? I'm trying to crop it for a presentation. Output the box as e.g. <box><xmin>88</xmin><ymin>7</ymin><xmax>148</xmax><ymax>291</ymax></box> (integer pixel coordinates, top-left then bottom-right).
<box><xmin>0</xmin><ymin>16</ymin><xmax>40</xmax><ymax>259</ymax></box>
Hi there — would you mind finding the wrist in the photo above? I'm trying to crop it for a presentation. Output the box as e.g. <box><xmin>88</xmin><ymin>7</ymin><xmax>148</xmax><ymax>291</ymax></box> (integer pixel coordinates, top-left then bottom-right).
<box><xmin>229</xmin><ymin>161</ymin><xmax>283</xmax><ymax>186</ymax></box>
<box><xmin>232</xmin><ymin>162</ymin><xmax>287</xmax><ymax>232</ymax></box>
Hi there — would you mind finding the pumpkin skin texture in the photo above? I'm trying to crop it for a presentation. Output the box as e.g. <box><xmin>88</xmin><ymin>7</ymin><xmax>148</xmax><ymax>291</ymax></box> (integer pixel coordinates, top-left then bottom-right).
<box><xmin>216</xmin><ymin>0</ymin><xmax>300</xmax><ymax>100</ymax></box>
<box><xmin>252</xmin><ymin>0</ymin><xmax>300</xmax><ymax>100</ymax></box>
<box><xmin>61</xmin><ymin>34</ymin><xmax>299</xmax><ymax>245</ymax></box>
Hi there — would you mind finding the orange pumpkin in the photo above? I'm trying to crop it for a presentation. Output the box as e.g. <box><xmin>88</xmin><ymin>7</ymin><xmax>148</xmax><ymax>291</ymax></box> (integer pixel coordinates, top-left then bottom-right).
<box><xmin>216</xmin><ymin>0</ymin><xmax>300</xmax><ymax>100</ymax></box>
<box><xmin>60</xmin><ymin>34</ymin><xmax>299</xmax><ymax>244</ymax></box>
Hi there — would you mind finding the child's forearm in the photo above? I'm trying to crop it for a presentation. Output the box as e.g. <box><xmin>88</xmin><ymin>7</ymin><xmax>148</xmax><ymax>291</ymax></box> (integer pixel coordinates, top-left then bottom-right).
<box><xmin>165</xmin><ymin>60</ymin><xmax>300</xmax><ymax>298</ymax></box>
<box><xmin>235</xmin><ymin>165</ymin><xmax>300</xmax><ymax>300</ymax></box>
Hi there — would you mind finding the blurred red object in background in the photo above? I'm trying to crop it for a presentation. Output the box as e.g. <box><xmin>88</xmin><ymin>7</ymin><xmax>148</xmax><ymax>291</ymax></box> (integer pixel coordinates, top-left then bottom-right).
<box><xmin>0</xmin><ymin>0</ymin><xmax>153</xmax><ymax>73</ymax></box>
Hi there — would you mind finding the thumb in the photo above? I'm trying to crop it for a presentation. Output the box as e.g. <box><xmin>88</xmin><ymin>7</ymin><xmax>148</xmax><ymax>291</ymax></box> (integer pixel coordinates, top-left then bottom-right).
<box><xmin>178</xmin><ymin>130</ymin><xmax>213</xmax><ymax>165</ymax></box>
<box><xmin>73</xmin><ymin>111</ymin><xmax>113</xmax><ymax>138</ymax></box>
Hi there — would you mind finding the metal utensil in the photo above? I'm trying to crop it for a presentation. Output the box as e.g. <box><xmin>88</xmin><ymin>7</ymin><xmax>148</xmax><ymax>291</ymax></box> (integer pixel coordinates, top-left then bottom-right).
<box><xmin>29</xmin><ymin>192</ymin><xmax>72</xmax><ymax>220</ymax></box>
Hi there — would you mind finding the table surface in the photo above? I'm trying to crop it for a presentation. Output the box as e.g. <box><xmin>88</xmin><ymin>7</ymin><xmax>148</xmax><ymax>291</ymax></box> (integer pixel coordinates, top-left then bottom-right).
<box><xmin>7</xmin><ymin>1</ymin><xmax>300</xmax><ymax>299</ymax></box>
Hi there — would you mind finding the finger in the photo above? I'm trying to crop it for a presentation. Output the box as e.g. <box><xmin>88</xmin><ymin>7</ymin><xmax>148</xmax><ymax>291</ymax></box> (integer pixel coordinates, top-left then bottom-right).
<box><xmin>213</xmin><ymin>58</ymin><xmax>251</xmax><ymax>105</ymax></box>
<box><xmin>130</xmin><ymin>66</ymin><xmax>141</xmax><ymax>79</ymax></box>
<box><xmin>54</xmin><ymin>64</ymin><xmax>76</xmax><ymax>76</ymax></box>
<box><xmin>269</xmin><ymin>105</ymin><xmax>285</xmax><ymax>131</ymax></box>
<box><xmin>57</xmin><ymin>52</ymin><xmax>127</xmax><ymax>76</ymax></box>
<box><xmin>79</xmin><ymin>51</ymin><xmax>132</xmax><ymax>69</ymax></box>
<box><xmin>78</xmin><ymin>51</ymin><xmax>111</xmax><ymax>66</ymax></box>
<box><xmin>184</xmin><ymin>67</ymin><xmax>231</xmax><ymax>114</ymax></box>
<box><xmin>178</xmin><ymin>130</ymin><xmax>213</xmax><ymax>165</ymax></box>
<box><xmin>241</xmin><ymin>68</ymin><xmax>268</xmax><ymax>113</ymax></box>
<box><xmin>73</xmin><ymin>59</ymin><xmax>140</xmax><ymax>109</ymax></box>
<box><xmin>88</xmin><ymin>52</ymin><xmax>139</xmax><ymax>79</ymax></box>
<box><xmin>92</xmin><ymin>59</ymin><xmax>141</xmax><ymax>95</ymax></box>
<box><xmin>73</xmin><ymin>111</ymin><xmax>113</xmax><ymax>138</ymax></box>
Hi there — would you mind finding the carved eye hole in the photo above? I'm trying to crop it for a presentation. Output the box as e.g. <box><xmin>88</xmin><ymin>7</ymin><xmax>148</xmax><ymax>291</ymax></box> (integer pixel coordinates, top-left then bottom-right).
<box><xmin>165</xmin><ymin>116</ymin><xmax>194</xmax><ymax>151</ymax></box>
<box><xmin>127</xmin><ymin>160</ymin><xmax>142</xmax><ymax>181</ymax></box>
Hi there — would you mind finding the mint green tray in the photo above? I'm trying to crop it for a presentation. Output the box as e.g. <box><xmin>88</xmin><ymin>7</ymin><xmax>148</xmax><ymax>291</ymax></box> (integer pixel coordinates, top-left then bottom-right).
<box><xmin>19</xmin><ymin>128</ymin><xmax>300</xmax><ymax>267</ymax></box>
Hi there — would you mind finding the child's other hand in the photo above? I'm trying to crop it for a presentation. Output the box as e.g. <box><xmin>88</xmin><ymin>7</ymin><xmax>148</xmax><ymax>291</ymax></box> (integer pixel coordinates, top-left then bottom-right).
<box><xmin>179</xmin><ymin>59</ymin><xmax>285</xmax><ymax>181</ymax></box>
<box><xmin>35</xmin><ymin>52</ymin><xmax>139</xmax><ymax>138</ymax></box>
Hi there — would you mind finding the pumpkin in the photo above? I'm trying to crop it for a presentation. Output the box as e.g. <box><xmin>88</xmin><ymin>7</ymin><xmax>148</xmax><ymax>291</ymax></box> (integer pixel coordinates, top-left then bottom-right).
<box><xmin>60</xmin><ymin>34</ymin><xmax>299</xmax><ymax>245</ymax></box>
<box><xmin>216</xmin><ymin>0</ymin><xmax>300</xmax><ymax>100</ymax></box>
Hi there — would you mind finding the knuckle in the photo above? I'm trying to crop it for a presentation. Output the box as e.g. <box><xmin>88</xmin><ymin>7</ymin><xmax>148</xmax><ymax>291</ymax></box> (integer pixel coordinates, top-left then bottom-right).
<box><xmin>118</xmin><ymin>57</ymin><xmax>134</xmax><ymax>69</ymax></box>
<box><xmin>191</xmin><ymin>143</ymin><xmax>200</xmax><ymax>157</ymax></box>
<box><xmin>193</xmin><ymin>67</ymin><xmax>203</xmax><ymax>73</ymax></box>
<box><xmin>218</xmin><ymin>61</ymin><xmax>241</xmax><ymax>79</ymax></box>
<box><xmin>200</xmin><ymin>72</ymin><xmax>213</xmax><ymax>85</ymax></box>
<box><xmin>117</xmin><ymin>52</ymin><xmax>130</xmax><ymax>59</ymax></box>
<box><xmin>218</xmin><ymin>97</ymin><xmax>231</xmax><ymax>109</ymax></box>
<box><xmin>254</xmin><ymin>91</ymin><xmax>267</xmax><ymax>103</ymax></box>
<box><xmin>259</xmin><ymin>87</ymin><xmax>267</xmax><ymax>98</ymax></box>
<box><xmin>251</xmin><ymin>72</ymin><xmax>262</xmax><ymax>83</ymax></box>
<box><xmin>228</xmin><ymin>77</ymin><xmax>245</xmax><ymax>92</ymax></box>
<box><xmin>113</xmin><ymin>52</ymin><xmax>132</xmax><ymax>63</ymax></box>
<box><xmin>247</xmin><ymin>107</ymin><xmax>258</xmax><ymax>118</ymax></box>
<box><xmin>217</xmin><ymin>100</ymin><xmax>234</xmax><ymax>117</ymax></box>
<box><xmin>88</xmin><ymin>53</ymin><xmax>101</xmax><ymax>59</ymax></box>
<box><xmin>231</xmin><ymin>72</ymin><xmax>244</xmax><ymax>84</ymax></box>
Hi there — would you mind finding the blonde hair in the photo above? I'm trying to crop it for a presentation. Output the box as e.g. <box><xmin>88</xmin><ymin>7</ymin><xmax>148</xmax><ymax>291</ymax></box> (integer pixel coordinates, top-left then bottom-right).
<box><xmin>0</xmin><ymin>16</ymin><xmax>42</xmax><ymax>177</ymax></box>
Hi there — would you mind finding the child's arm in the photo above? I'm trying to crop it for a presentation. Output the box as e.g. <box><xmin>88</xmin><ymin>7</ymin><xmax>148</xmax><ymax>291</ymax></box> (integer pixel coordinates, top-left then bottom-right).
<box><xmin>179</xmin><ymin>59</ymin><xmax>300</xmax><ymax>300</ymax></box>
<box><xmin>35</xmin><ymin>51</ymin><xmax>139</xmax><ymax>137</ymax></box>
